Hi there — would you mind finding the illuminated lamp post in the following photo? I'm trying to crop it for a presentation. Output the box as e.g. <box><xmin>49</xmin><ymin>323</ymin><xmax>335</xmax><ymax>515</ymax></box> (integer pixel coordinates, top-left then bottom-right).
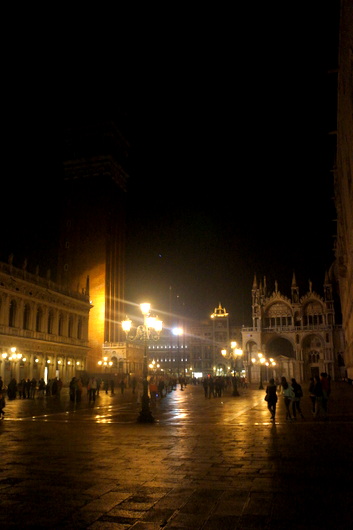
<box><xmin>122</xmin><ymin>303</ymin><xmax>162</xmax><ymax>423</ymax></box>
<box><xmin>221</xmin><ymin>341</ymin><xmax>243</xmax><ymax>396</ymax></box>
<box><xmin>8</xmin><ymin>347</ymin><xmax>22</xmax><ymax>379</ymax></box>
<box><xmin>172</xmin><ymin>327</ymin><xmax>184</xmax><ymax>389</ymax></box>
<box><xmin>98</xmin><ymin>357</ymin><xmax>113</xmax><ymax>372</ymax></box>
<box><xmin>251</xmin><ymin>353</ymin><xmax>276</xmax><ymax>390</ymax></box>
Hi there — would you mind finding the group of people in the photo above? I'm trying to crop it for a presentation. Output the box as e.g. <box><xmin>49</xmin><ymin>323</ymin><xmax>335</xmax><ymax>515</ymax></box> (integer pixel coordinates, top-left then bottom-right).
<box><xmin>265</xmin><ymin>372</ymin><xmax>331</xmax><ymax>421</ymax></box>
<box><xmin>69</xmin><ymin>376</ymin><xmax>121</xmax><ymax>403</ymax></box>
<box><xmin>0</xmin><ymin>376</ymin><xmax>63</xmax><ymax>400</ymax></box>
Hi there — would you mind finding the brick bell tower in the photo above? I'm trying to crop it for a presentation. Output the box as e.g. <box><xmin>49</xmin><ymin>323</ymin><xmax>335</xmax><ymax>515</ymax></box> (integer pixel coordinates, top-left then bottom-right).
<box><xmin>57</xmin><ymin>118</ymin><xmax>130</xmax><ymax>371</ymax></box>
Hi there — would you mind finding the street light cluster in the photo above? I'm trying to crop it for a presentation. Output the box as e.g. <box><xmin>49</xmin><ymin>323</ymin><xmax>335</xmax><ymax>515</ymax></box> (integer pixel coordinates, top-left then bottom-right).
<box><xmin>2</xmin><ymin>347</ymin><xmax>26</xmax><ymax>363</ymax></box>
<box><xmin>251</xmin><ymin>353</ymin><xmax>276</xmax><ymax>389</ymax></box>
<box><xmin>98</xmin><ymin>357</ymin><xmax>113</xmax><ymax>369</ymax></box>
<box><xmin>221</xmin><ymin>341</ymin><xmax>244</xmax><ymax>396</ymax></box>
<box><xmin>122</xmin><ymin>302</ymin><xmax>163</xmax><ymax>423</ymax></box>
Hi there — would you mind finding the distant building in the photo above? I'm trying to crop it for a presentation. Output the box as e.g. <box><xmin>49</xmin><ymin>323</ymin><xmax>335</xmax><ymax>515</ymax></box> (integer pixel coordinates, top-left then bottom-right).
<box><xmin>241</xmin><ymin>273</ymin><xmax>345</xmax><ymax>383</ymax></box>
<box><xmin>139</xmin><ymin>304</ymin><xmax>243</xmax><ymax>380</ymax></box>
<box><xmin>0</xmin><ymin>259</ymin><xmax>91</xmax><ymax>385</ymax></box>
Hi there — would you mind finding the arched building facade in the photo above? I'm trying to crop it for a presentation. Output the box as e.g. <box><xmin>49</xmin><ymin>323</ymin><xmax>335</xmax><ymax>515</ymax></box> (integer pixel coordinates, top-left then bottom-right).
<box><xmin>241</xmin><ymin>272</ymin><xmax>345</xmax><ymax>384</ymax></box>
<box><xmin>0</xmin><ymin>259</ymin><xmax>91</xmax><ymax>386</ymax></box>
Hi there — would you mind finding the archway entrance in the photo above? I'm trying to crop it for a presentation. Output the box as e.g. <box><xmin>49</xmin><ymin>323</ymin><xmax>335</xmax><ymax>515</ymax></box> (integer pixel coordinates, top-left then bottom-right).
<box><xmin>266</xmin><ymin>337</ymin><xmax>295</xmax><ymax>358</ymax></box>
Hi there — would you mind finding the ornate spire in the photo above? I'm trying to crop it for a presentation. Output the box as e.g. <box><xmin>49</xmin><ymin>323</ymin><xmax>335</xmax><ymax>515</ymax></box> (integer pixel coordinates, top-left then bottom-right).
<box><xmin>252</xmin><ymin>273</ymin><xmax>258</xmax><ymax>289</ymax></box>
<box><xmin>291</xmin><ymin>271</ymin><xmax>297</xmax><ymax>287</ymax></box>
<box><xmin>291</xmin><ymin>270</ymin><xmax>299</xmax><ymax>303</ymax></box>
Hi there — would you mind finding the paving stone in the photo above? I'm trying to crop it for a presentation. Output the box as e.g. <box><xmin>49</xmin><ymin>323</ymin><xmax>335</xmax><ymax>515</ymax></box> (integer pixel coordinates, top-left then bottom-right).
<box><xmin>0</xmin><ymin>382</ymin><xmax>352</xmax><ymax>529</ymax></box>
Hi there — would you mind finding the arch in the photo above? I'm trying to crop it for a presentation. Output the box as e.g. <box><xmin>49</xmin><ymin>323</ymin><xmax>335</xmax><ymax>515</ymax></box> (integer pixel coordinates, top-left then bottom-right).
<box><xmin>301</xmin><ymin>334</ymin><xmax>324</xmax><ymax>379</ymax></box>
<box><xmin>266</xmin><ymin>337</ymin><xmax>295</xmax><ymax>358</ymax></box>
<box><xmin>264</xmin><ymin>301</ymin><xmax>293</xmax><ymax>327</ymax></box>
<box><xmin>302</xmin><ymin>300</ymin><xmax>324</xmax><ymax>326</ymax></box>
<box><xmin>244</xmin><ymin>340</ymin><xmax>259</xmax><ymax>354</ymax></box>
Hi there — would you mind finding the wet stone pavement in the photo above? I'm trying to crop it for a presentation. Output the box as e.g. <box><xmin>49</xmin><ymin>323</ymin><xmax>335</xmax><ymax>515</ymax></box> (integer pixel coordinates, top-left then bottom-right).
<box><xmin>0</xmin><ymin>381</ymin><xmax>352</xmax><ymax>529</ymax></box>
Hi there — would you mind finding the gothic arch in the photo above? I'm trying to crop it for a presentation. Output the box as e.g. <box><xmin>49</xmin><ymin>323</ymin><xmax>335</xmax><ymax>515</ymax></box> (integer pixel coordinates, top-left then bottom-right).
<box><xmin>244</xmin><ymin>340</ymin><xmax>259</xmax><ymax>356</ymax></box>
<box><xmin>263</xmin><ymin>301</ymin><xmax>293</xmax><ymax>327</ymax></box>
<box><xmin>302</xmin><ymin>299</ymin><xmax>324</xmax><ymax>326</ymax></box>
<box><xmin>266</xmin><ymin>337</ymin><xmax>295</xmax><ymax>359</ymax></box>
<box><xmin>302</xmin><ymin>334</ymin><xmax>324</xmax><ymax>379</ymax></box>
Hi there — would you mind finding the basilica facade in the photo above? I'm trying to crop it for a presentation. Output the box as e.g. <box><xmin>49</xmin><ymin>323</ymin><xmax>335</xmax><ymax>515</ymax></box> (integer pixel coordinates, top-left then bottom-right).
<box><xmin>241</xmin><ymin>273</ymin><xmax>345</xmax><ymax>384</ymax></box>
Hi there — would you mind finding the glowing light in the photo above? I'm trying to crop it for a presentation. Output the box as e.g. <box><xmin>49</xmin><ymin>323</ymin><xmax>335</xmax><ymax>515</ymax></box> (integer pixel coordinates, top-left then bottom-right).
<box><xmin>140</xmin><ymin>302</ymin><xmax>151</xmax><ymax>315</ymax></box>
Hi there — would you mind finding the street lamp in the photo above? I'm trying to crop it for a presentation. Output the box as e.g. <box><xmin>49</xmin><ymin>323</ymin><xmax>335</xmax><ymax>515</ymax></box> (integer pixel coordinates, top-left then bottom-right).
<box><xmin>251</xmin><ymin>353</ymin><xmax>276</xmax><ymax>390</ymax></box>
<box><xmin>221</xmin><ymin>341</ymin><xmax>243</xmax><ymax>396</ymax></box>
<box><xmin>122</xmin><ymin>303</ymin><xmax>162</xmax><ymax>423</ymax></box>
<box><xmin>7</xmin><ymin>347</ymin><xmax>22</xmax><ymax>379</ymax></box>
<box><xmin>172</xmin><ymin>327</ymin><xmax>184</xmax><ymax>388</ymax></box>
<box><xmin>98</xmin><ymin>356</ymin><xmax>113</xmax><ymax>372</ymax></box>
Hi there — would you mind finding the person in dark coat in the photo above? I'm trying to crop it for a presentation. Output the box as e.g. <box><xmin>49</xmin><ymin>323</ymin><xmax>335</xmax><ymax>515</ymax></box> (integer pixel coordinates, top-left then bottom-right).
<box><xmin>265</xmin><ymin>378</ymin><xmax>278</xmax><ymax>420</ymax></box>
<box><xmin>291</xmin><ymin>378</ymin><xmax>304</xmax><ymax>419</ymax></box>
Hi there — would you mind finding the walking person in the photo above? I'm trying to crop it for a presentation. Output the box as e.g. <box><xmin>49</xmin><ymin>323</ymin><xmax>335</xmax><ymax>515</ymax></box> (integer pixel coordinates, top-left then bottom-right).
<box><xmin>265</xmin><ymin>378</ymin><xmax>278</xmax><ymax>420</ymax></box>
<box><xmin>291</xmin><ymin>378</ymin><xmax>304</xmax><ymax>419</ymax></box>
<box><xmin>281</xmin><ymin>377</ymin><xmax>295</xmax><ymax>421</ymax></box>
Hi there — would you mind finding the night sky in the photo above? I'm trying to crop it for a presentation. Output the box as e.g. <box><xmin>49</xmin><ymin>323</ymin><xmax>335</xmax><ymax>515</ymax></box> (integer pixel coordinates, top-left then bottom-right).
<box><xmin>2</xmin><ymin>3</ymin><xmax>340</xmax><ymax>327</ymax></box>
<box><xmin>123</xmin><ymin>5</ymin><xmax>339</xmax><ymax>325</ymax></box>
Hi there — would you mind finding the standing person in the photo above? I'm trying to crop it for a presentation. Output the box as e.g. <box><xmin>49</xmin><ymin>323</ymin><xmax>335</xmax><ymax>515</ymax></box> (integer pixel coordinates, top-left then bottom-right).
<box><xmin>265</xmin><ymin>378</ymin><xmax>278</xmax><ymax>420</ymax></box>
<box><xmin>313</xmin><ymin>375</ymin><xmax>324</xmax><ymax>417</ymax></box>
<box><xmin>158</xmin><ymin>378</ymin><xmax>165</xmax><ymax>398</ymax></box>
<box><xmin>88</xmin><ymin>377</ymin><xmax>97</xmax><ymax>403</ymax></box>
<box><xmin>76</xmin><ymin>378</ymin><xmax>83</xmax><ymax>402</ymax></box>
<box><xmin>149</xmin><ymin>378</ymin><xmax>158</xmax><ymax>403</ymax></box>
<box><xmin>281</xmin><ymin>377</ymin><xmax>295</xmax><ymax>421</ymax></box>
<box><xmin>69</xmin><ymin>377</ymin><xmax>77</xmax><ymax>402</ymax></box>
<box><xmin>0</xmin><ymin>391</ymin><xmax>5</xmax><ymax>419</ymax></box>
<box><xmin>291</xmin><ymin>378</ymin><xmax>304</xmax><ymax>419</ymax></box>
<box><xmin>17</xmin><ymin>379</ymin><xmax>25</xmax><ymax>399</ymax></box>
<box><xmin>38</xmin><ymin>378</ymin><xmax>46</xmax><ymax>397</ymax></box>
<box><xmin>120</xmin><ymin>378</ymin><xmax>126</xmax><ymax>395</ymax></box>
<box><xmin>202</xmin><ymin>378</ymin><xmax>209</xmax><ymax>398</ymax></box>
<box><xmin>7</xmin><ymin>378</ymin><xmax>17</xmax><ymax>400</ymax></box>
<box><xmin>51</xmin><ymin>378</ymin><xmax>58</xmax><ymax>397</ymax></box>
<box><xmin>30</xmin><ymin>377</ymin><xmax>37</xmax><ymax>398</ymax></box>
<box><xmin>57</xmin><ymin>378</ymin><xmax>63</xmax><ymax>397</ymax></box>
<box><xmin>320</xmin><ymin>372</ymin><xmax>331</xmax><ymax>417</ymax></box>
<box><xmin>308</xmin><ymin>377</ymin><xmax>316</xmax><ymax>415</ymax></box>
<box><xmin>96</xmin><ymin>378</ymin><xmax>101</xmax><ymax>396</ymax></box>
<box><xmin>24</xmin><ymin>378</ymin><xmax>31</xmax><ymax>399</ymax></box>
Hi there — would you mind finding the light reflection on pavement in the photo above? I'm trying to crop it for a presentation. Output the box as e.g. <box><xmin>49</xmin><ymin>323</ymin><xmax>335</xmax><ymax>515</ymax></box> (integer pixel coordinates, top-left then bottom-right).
<box><xmin>2</xmin><ymin>385</ymin><xmax>270</xmax><ymax>425</ymax></box>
